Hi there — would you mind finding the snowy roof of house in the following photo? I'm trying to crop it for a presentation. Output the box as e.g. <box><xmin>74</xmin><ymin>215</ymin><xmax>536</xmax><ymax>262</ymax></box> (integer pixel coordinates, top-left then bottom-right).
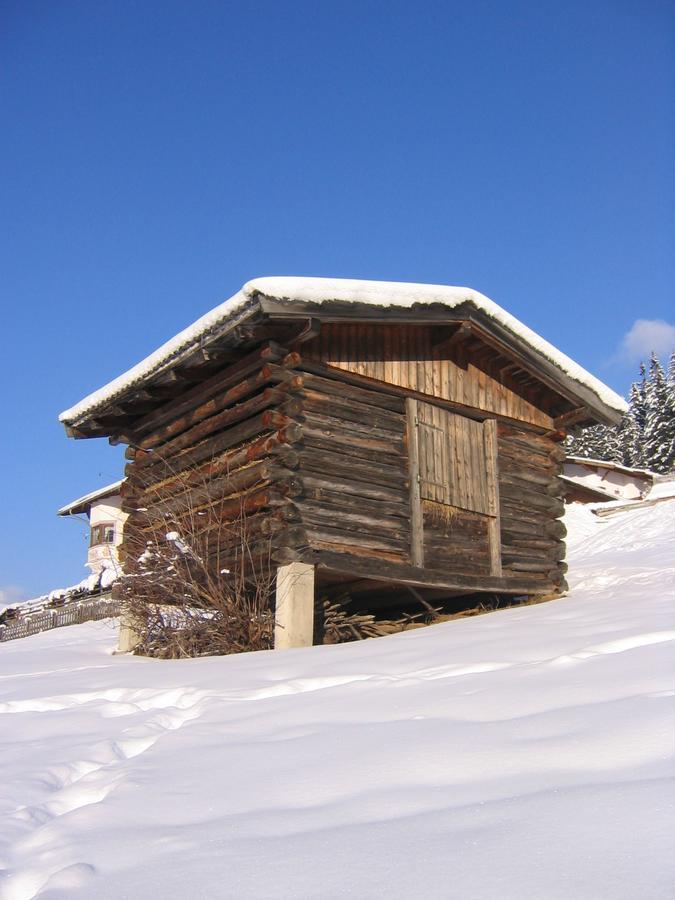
<box><xmin>58</xmin><ymin>480</ymin><xmax>124</xmax><ymax>517</ymax></box>
<box><xmin>564</xmin><ymin>456</ymin><xmax>656</xmax><ymax>480</ymax></box>
<box><xmin>560</xmin><ymin>475</ymin><xmax>618</xmax><ymax>502</ymax></box>
<box><xmin>59</xmin><ymin>276</ymin><xmax>628</xmax><ymax>429</ymax></box>
<box><xmin>590</xmin><ymin>478</ymin><xmax>675</xmax><ymax>516</ymax></box>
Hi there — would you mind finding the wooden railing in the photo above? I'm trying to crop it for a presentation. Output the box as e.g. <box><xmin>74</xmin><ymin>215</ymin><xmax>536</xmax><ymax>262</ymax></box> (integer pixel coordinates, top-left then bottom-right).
<box><xmin>0</xmin><ymin>594</ymin><xmax>120</xmax><ymax>643</ymax></box>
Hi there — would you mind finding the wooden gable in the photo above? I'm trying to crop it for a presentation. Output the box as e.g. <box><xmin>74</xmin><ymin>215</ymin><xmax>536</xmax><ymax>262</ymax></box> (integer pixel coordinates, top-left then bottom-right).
<box><xmin>304</xmin><ymin>323</ymin><xmax>556</xmax><ymax>429</ymax></box>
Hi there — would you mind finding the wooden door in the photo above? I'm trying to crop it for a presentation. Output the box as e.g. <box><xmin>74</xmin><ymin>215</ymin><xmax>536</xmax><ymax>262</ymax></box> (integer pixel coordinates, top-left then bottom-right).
<box><xmin>406</xmin><ymin>399</ymin><xmax>501</xmax><ymax>574</ymax></box>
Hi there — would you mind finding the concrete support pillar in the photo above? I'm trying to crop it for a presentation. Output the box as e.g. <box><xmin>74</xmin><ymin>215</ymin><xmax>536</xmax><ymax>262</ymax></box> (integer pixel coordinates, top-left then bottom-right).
<box><xmin>117</xmin><ymin>607</ymin><xmax>141</xmax><ymax>654</ymax></box>
<box><xmin>274</xmin><ymin>562</ymin><xmax>315</xmax><ymax>649</ymax></box>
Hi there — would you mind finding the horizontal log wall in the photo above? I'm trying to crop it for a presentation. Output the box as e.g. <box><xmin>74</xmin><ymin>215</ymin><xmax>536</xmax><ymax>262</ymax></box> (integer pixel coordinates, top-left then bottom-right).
<box><xmin>497</xmin><ymin>423</ymin><xmax>567</xmax><ymax>592</ymax></box>
<box><xmin>120</xmin><ymin>345</ymin><xmax>306</xmax><ymax>575</ymax></box>
<box><xmin>118</xmin><ymin>342</ymin><xmax>567</xmax><ymax>600</ymax></box>
<box><xmin>285</xmin><ymin>373</ymin><xmax>411</xmax><ymax>564</ymax></box>
<box><xmin>422</xmin><ymin>502</ymin><xmax>491</xmax><ymax>574</ymax></box>
<box><xmin>304</xmin><ymin>323</ymin><xmax>553</xmax><ymax>429</ymax></box>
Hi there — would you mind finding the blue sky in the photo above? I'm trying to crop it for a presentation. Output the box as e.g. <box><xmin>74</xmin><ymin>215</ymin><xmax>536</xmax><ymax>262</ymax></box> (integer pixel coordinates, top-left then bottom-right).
<box><xmin>1</xmin><ymin>0</ymin><xmax>673</xmax><ymax>600</ymax></box>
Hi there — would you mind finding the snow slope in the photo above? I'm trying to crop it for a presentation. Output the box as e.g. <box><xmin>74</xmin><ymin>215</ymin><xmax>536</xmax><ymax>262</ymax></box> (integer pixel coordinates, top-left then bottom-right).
<box><xmin>1</xmin><ymin>503</ymin><xmax>674</xmax><ymax>900</ymax></box>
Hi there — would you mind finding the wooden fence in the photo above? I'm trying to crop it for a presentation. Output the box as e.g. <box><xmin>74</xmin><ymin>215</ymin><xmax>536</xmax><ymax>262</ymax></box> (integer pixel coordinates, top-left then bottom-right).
<box><xmin>0</xmin><ymin>594</ymin><xmax>120</xmax><ymax>643</ymax></box>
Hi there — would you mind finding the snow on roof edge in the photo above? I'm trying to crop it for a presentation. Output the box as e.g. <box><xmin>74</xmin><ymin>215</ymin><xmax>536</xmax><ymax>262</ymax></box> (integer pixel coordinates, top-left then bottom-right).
<box><xmin>58</xmin><ymin>480</ymin><xmax>124</xmax><ymax>516</ymax></box>
<box><xmin>59</xmin><ymin>287</ymin><xmax>255</xmax><ymax>425</ymax></box>
<box><xmin>59</xmin><ymin>276</ymin><xmax>628</xmax><ymax>427</ymax></box>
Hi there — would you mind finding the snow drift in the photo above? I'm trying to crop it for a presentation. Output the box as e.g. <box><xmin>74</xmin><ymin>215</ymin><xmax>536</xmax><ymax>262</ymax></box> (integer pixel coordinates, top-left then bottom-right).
<box><xmin>1</xmin><ymin>501</ymin><xmax>674</xmax><ymax>899</ymax></box>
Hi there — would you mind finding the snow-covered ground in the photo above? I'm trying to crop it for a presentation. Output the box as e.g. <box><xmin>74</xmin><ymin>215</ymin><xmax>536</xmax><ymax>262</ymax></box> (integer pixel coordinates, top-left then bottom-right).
<box><xmin>1</xmin><ymin>503</ymin><xmax>674</xmax><ymax>899</ymax></box>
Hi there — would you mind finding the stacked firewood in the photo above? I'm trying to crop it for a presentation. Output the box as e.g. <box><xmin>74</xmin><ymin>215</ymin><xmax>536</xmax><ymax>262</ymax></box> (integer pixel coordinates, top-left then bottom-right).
<box><xmin>320</xmin><ymin>596</ymin><xmax>443</xmax><ymax>644</ymax></box>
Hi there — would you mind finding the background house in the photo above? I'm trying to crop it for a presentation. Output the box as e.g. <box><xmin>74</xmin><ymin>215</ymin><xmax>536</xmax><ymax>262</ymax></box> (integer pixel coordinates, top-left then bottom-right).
<box><xmin>58</xmin><ymin>481</ymin><xmax>127</xmax><ymax>575</ymax></box>
<box><xmin>59</xmin><ymin>276</ymin><xmax>627</xmax><ymax>651</ymax></box>
<box><xmin>562</xmin><ymin>457</ymin><xmax>655</xmax><ymax>503</ymax></box>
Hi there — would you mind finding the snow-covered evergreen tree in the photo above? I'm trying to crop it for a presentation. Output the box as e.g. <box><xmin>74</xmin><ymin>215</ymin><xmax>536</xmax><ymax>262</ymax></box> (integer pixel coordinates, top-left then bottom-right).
<box><xmin>566</xmin><ymin>423</ymin><xmax>622</xmax><ymax>462</ymax></box>
<box><xmin>643</xmin><ymin>352</ymin><xmax>675</xmax><ymax>474</ymax></box>
<box><xmin>566</xmin><ymin>354</ymin><xmax>674</xmax><ymax>473</ymax></box>
<box><xmin>620</xmin><ymin>366</ymin><xmax>648</xmax><ymax>468</ymax></box>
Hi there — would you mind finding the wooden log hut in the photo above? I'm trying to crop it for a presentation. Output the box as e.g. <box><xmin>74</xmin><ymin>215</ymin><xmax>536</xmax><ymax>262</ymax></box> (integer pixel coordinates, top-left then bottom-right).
<box><xmin>59</xmin><ymin>277</ymin><xmax>627</xmax><ymax>650</ymax></box>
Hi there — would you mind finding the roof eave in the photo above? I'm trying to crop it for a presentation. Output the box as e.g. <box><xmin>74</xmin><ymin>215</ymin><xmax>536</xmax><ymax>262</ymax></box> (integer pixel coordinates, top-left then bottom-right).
<box><xmin>60</xmin><ymin>296</ymin><xmax>262</xmax><ymax>434</ymax></box>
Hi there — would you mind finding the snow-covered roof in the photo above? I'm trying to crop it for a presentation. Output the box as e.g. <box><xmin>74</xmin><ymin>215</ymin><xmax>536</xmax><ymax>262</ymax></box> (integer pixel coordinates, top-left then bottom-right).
<box><xmin>59</xmin><ymin>276</ymin><xmax>628</xmax><ymax>427</ymax></box>
<box><xmin>564</xmin><ymin>456</ymin><xmax>655</xmax><ymax>479</ymax></box>
<box><xmin>560</xmin><ymin>475</ymin><xmax>617</xmax><ymax>502</ymax></box>
<box><xmin>58</xmin><ymin>480</ymin><xmax>124</xmax><ymax>517</ymax></box>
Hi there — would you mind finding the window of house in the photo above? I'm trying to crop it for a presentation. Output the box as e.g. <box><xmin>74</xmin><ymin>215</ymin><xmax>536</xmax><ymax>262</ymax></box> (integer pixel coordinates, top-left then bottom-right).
<box><xmin>90</xmin><ymin>523</ymin><xmax>116</xmax><ymax>547</ymax></box>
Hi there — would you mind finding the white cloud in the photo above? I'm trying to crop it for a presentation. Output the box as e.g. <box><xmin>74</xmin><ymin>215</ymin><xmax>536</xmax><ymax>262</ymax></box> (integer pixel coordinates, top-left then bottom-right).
<box><xmin>618</xmin><ymin>319</ymin><xmax>675</xmax><ymax>363</ymax></box>
<box><xmin>0</xmin><ymin>585</ymin><xmax>29</xmax><ymax>608</ymax></box>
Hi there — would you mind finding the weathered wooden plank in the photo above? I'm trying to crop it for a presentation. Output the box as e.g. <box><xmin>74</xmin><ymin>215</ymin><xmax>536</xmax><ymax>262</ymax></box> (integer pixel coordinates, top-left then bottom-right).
<box><xmin>301</xmin><ymin>424</ymin><xmax>402</xmax><ymax>459</ymax></box>
<box><xmin>134</xmin><ymin>409</ymin><xmax>301</xmax><ymax>476</ymax></box>
<box><xmin>500</xmin><ymin>489</ymin><xmax>565</xmax><ymax>517</ymax></box>
<box><xmin>293</xmin><ymin>501</ymin><xmax>410</xmax><ymax>539</ymax></box>
<box><xmin>126</xmin><ymin>485</ymin><xmax>275</xmax><ymax>532</ymax></box>
<box><xmin>299</xmin><ymin>359</ymin><xmax>553</xmax><ymax>433</ymax></box>
<box><xmin>502</xmin><ymin>547</ymin><xmax>565</xmax><ymax>566</ymax></box>
<box><xmin>415</xmin><ymin>401</ymin><xmax>494</xmax><ymax>516</ymax></box>
<box><xmin>299</xmin><ymin>389</ymin><xmax>404</xmax><ymax>430</ymax></box>
<box><xmin>127</xmin><ymin>431</ymin><xmax>299</xmax><ymax>497</ymax></box>
<box><xmin>129</xmin><ymin>461</ymin><xmax>293</xmax><ymax>520</ymax></box>
<box><xmin>299</xmin><ymin>473</ymin><xmax>404</xmax><ymax>504</ymax></box>
<box><xmin>299</xmin><ymin>368</ymin><xmax>405</xmax><ymax>413</ymax></box>
<box><xmin>132</xmin><ymin>386</ymin><xmax>300</xmax><ymax>466</ymax></box>
<box><xmin>296</xmin><ymin>449</ymin><xmax>406</xmax><ymax>490</ymax></box>
<box><xmin>290</xmin><ymin>488</ymin><xmax>410</xmax><ymax>520</ymax></box>
<box><xmin>499</xmin><ymin>471</ymin><xmax>562</xmax><ymax>497</ymax></box>
<box><xmin>498</xmin><ymin>426</ymin><xmax>566</xmax><ymax>460</ymax></box>
<box><xmin>298</xmin><ymin>407</ymin><xmax>405</xmax><ymax>445</ymax></box>
<box><xmin>128</xmin><ymin>342</ymin><xmax>292</xmax><ymax>438</ymax></box>
<box><xmin>303</xmin><ymin>522</ymin><xmax>409</xmax><ymax>554</ymax></box>
<box><xmin>406</xmin><ymin>398</ymin><xmax>424</xmax><ymax>567</ymax></box>
<box><xmin>497</xmin><ymin>443</ymin><xmax>562</xmax><ymax>474</ymax></box>
<box><xmin>303</xmin><ymin>323</ymin><xmax>556</xmax><ymax>428</ymax></box>
<box><xmin>309</xmin><ymin>549</ymin><xmax>556</xmax><ymax>595</ymax></box>
<box><xmin>135</xmin><ymin>370</ymin><xmax>303</xmax><ymax>451</ymax></box>
<box><xmin>497</xmin><ymin>454</ymin><xmax>562</xmax><ymax>483</ymax></box>
<box><xmin>484</xmin><ymin>418</ymin><xmax>502</xmax><ymax>576</ymax></box>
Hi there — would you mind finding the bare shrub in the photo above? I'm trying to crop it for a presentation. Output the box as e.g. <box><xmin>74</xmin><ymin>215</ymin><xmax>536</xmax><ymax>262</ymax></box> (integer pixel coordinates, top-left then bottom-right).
<box><xmin>118</xmin><ymin>452</ymin><xmax>276</xmax><ymax>658</ymax></box>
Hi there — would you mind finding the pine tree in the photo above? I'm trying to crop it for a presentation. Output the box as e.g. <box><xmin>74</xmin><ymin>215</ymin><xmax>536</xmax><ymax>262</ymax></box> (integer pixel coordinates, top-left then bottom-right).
<box><xmin>565</xmin><ymin>353</ymin><xmax>675</xmax><ymax>474</ymax></box>
<box><xmin>620</xmin><ymin>367</ymin><xmax>647</xmax><ymax>468</ymax></box>
<box><xmin>643</xmin><ymin>352</ymin><xmax>675</xmax><ymax>473</ymax></box>
<box><xmin>566</xmin><ymin>423</ymin><xmax>622</xmax><ymax>462</ymax></box>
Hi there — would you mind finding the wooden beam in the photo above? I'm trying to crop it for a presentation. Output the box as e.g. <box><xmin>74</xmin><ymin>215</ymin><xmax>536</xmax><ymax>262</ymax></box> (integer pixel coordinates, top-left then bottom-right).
<box><xmin>446</xmin><ymin>323</ymin><xmax>472</xmax><ymax>348</ymax></box>
<box><xmin>128</xmin><ymin>342</ymin><xmax>291</xmax><ymax>439</ymax></box>
<box><xmin>553</xmin><ymin>406</ymin><xmax>590</xmax><ymax>431</ymax></box>
<box><xmin>405</xmin><ymin>398</ymin><xmax>424</xmax><ymax>567</ymax></box>
<box><xmin>292</xmin><ymin>317</ymin><xmax>322</xmax><ymax>346</ymax></box>
<box><xmin>484</xmin><ymin>418</ymin><xmax>502</xmax><ymax>577</ymax></box>
<box><xmin>310</xmin><ymin>549</ymin><xmax>554</xmax><ymax>596</ymax></box>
